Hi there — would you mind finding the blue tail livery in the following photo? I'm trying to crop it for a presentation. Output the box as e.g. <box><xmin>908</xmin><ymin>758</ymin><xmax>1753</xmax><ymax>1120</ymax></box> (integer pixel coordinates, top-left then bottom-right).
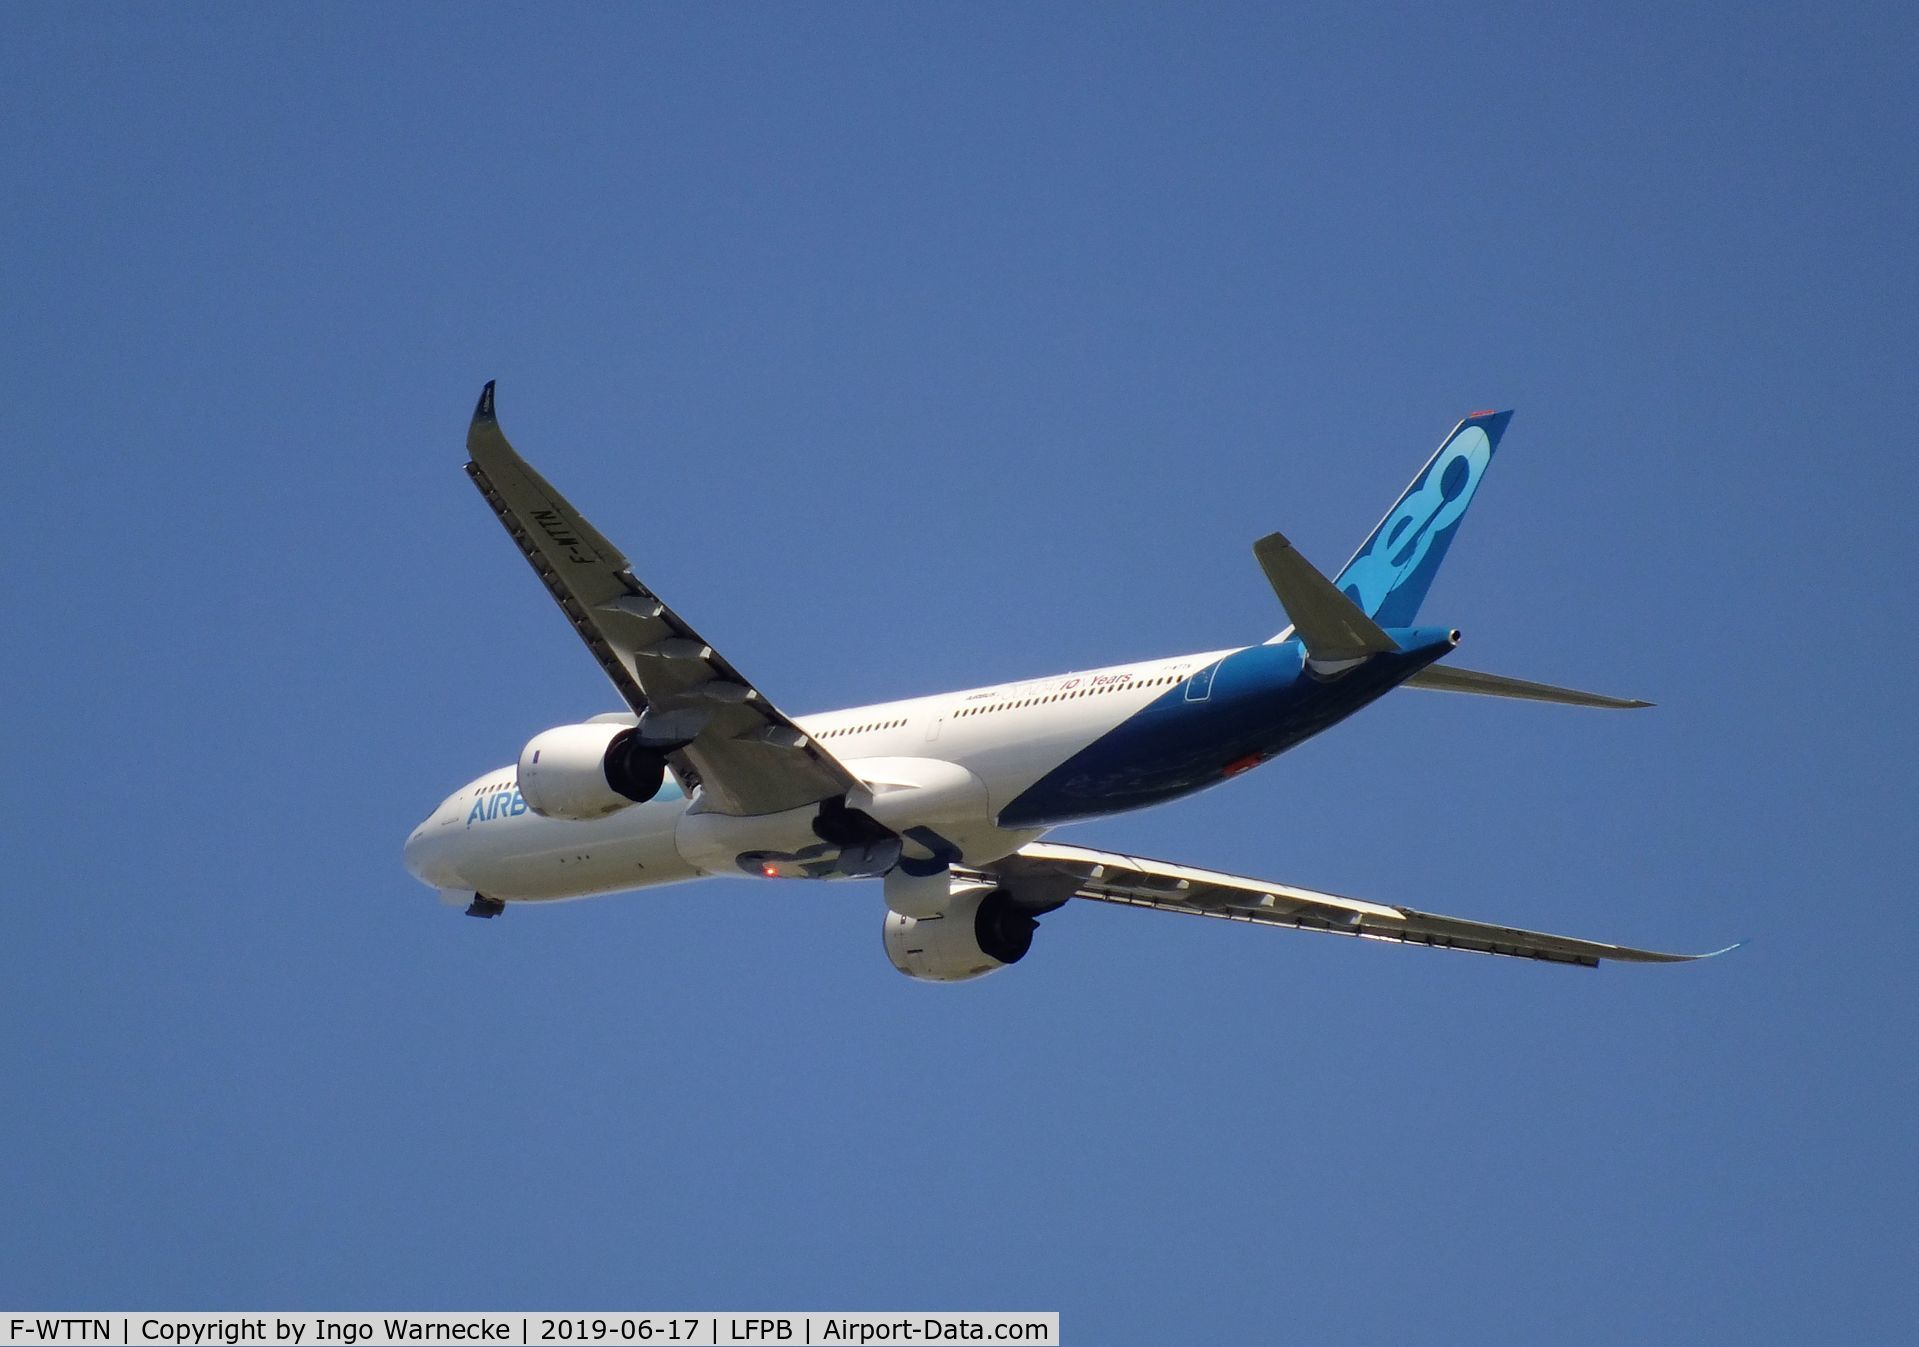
<box><xmin>1326</xmin><ymin>410</ymin><xmax>1511</xmax><ymax>629</ymax></box>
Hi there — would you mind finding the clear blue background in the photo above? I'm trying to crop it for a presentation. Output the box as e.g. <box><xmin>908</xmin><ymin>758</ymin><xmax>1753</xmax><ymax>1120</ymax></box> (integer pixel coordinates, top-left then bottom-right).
<box><xmin>3</xmin><ymin>5</ymin><xmax>1912</xmax><ymax>1342</ymax></box>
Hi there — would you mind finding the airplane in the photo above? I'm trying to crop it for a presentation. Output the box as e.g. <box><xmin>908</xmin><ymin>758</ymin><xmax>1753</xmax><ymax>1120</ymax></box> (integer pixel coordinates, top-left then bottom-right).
<box><xmin>403</xmin><ymin>383</ymin><xmax>1732</xmax><ymax>980</ymax></box>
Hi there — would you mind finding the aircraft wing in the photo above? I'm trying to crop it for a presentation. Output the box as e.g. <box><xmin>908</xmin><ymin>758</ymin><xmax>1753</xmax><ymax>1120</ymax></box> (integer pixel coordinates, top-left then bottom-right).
<box><xmin>463</xmin><ymin>383</ymin><xmax>861</xmax><ymax>817</ymax></box>
<box><xmin>982</xmin><ymin>842</ymin><xmax>1734</xmax><ymax>968</ymax></box>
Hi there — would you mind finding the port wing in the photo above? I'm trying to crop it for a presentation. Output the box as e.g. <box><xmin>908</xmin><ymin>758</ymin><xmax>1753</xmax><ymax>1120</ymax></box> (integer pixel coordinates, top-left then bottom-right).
<box><xmin>463</xmin><ymin>383</ymin><xmax>862</xmax><ymax>817</ymax></box>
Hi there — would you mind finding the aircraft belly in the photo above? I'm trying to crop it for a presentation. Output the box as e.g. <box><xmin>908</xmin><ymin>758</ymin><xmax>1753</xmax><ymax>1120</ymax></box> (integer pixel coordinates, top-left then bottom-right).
<box><xmin>673</xmin><ymin>757</ymin><xmax>1040</xmax><ymax>879</ymax></box>
<box><xmin>997</xmin><ymin>643</ymin><xmax>1423</xmax><ymax>827</ymax></box>
<box><xmin>943</xmin><ymin>691</ymin><xmax>1169</xmax><ymax>816</ymax></box>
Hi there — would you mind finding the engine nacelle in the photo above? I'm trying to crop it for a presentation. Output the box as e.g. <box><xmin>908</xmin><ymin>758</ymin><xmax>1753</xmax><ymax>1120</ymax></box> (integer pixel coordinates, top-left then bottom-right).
<box><xmin>882</xmin><ymin>880</ymin><xmax>1040</xmax><ymax>983</ymax></box>
<box><xmin>516</xmin><ymin>722</ymin><xmax>667</xmax><ymax>821</ymax></box>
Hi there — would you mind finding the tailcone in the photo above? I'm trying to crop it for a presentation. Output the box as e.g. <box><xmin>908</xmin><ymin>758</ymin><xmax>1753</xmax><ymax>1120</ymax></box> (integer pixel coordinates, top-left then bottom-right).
<box><xmin>1383</xmin><ymin>624</ymin><xmax>1463</xmax><ymax>664</ymax></box>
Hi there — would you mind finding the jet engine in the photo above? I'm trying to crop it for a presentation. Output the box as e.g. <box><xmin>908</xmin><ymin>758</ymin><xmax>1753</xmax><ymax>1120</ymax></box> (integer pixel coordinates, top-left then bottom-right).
<box><xmin>882</xmin><ymin>880</ymin><xmax>1041</xmax><ymax>983</ymax></box>
<box><xmin>516</xmin><ymin>722</ymin><xmax>668</xmax><ymax>820</ymax></box>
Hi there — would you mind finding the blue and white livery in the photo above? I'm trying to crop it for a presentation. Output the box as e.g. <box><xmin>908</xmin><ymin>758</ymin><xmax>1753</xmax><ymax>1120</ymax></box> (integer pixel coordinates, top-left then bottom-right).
<box><xmin>404</xmin><ymin>386</ymin><xmax>1730</xmax><ymax>980</ymax></box>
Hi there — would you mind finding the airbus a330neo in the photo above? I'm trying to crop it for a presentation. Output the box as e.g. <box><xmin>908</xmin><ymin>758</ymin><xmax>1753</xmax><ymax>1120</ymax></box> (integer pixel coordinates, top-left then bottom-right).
<box><xmin>405</xmin><ymin>384</ymin><xmax>1727</xmax><ymax>979</ymax></box>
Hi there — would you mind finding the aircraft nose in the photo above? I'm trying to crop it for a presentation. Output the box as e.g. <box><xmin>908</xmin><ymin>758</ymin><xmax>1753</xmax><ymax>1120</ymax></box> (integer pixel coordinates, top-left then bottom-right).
<box><xmin>403</xmin><ymin>819</ymin><xmax>436</xmax><ymax>886</ymax></box>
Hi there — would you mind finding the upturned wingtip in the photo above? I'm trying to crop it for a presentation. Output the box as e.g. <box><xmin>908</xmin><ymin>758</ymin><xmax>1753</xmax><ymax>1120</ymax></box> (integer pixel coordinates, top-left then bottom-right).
<box><xmin>474</xmin><ymin>380</ymin><xmax>497</xmax><ymax>423</ymax></box>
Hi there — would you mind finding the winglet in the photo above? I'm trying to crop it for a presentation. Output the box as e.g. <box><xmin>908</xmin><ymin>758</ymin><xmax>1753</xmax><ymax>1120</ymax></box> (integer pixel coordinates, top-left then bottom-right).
<box><xmin>474</xmin><ymin>380</ymin><xmax>497</xmax><ymax>424</ymax></box>
<box><xmin>1615</xmin><ymin>937</ymin><xmax>1746</xmax><ymax>964</ymax></box>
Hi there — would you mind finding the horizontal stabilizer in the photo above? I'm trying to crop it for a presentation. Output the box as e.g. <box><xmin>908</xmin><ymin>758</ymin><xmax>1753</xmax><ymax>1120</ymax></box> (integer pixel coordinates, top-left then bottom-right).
<box><xmin>1404</xmin><ymin>663</ymin><xmax>1652</xmax><ymax>709</ymax></box>
<box><xmin>1252</xmin><ymin>532</ymin><xmax>1398</xmax><ymax>662</ymax></box>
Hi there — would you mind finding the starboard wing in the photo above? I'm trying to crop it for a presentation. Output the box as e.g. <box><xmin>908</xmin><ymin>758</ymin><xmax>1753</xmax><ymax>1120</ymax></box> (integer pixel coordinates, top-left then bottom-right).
<box><xmin>982</xmin><ymin>841</ymin><xmax>1734</xmax><ymax>968</ymax></box>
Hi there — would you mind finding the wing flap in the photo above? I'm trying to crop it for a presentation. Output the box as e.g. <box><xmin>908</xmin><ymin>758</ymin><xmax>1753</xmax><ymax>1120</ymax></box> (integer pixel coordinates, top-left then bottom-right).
<box><xmin>464</xmin><ymin>383</ymin><xmax>860</xmax><ymax>817</ymax></box>
<box><xmin>987</xmin><ymin>842</ymin><xmax>1730</xmax><ymax>968</ymax></box>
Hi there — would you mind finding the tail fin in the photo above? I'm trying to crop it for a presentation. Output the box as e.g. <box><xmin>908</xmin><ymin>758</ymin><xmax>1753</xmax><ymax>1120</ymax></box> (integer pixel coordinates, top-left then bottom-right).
<box><xmin>1312</xmin><ymin>410</ymin><xmax>1511</xmax><ymax>632</ymax></box>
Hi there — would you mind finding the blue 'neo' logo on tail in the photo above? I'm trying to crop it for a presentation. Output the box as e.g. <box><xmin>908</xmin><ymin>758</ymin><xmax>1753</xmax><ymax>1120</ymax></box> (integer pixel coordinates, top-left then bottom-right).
<box><xmin>1333</xmin><ymin>413</ymin><xmax>1508</xmax><ymax>628</ymax></box>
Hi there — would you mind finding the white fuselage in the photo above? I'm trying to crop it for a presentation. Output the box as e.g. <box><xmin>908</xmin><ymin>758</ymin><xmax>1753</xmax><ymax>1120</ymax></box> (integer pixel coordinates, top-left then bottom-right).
<box><xmin>404</xmin><ymin>648</ymin><xmax>1231</xmax><ymax>904</ymax></box>
<box><xmin>399</xmin><ymin>397</ymin><xmax>1688</xmax><ymax>973</ymax></box>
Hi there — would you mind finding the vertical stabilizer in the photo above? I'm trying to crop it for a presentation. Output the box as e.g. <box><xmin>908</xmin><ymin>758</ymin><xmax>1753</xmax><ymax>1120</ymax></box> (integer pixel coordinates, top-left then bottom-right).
<box><xmin>1310</xmin><ymin>411</ymin><xmax>1511</xmax><ymax>631</ymax></box>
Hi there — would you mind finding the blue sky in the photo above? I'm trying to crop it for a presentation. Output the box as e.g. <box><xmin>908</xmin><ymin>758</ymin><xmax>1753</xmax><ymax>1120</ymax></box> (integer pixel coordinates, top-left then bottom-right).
<box><xmin>3</xmin><ymin>4</ymin><xmax>1913</xmax><ymax>1342</ymax></box>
